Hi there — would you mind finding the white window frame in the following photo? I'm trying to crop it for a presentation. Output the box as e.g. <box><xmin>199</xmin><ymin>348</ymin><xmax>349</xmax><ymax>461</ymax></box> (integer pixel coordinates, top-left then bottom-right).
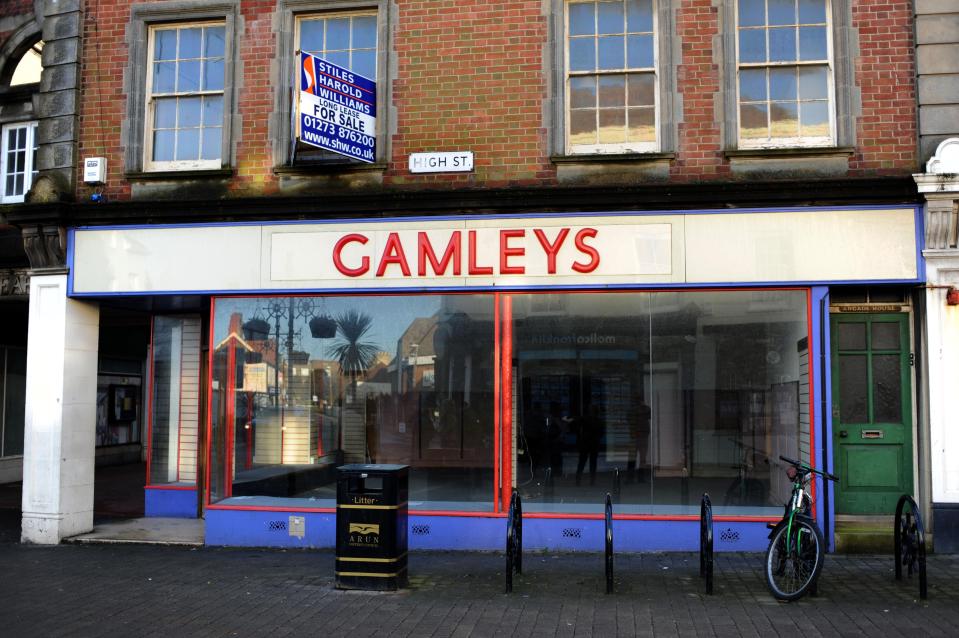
<box><xmin>292</xmin><ymin>9</ymin><xmax>379</xmax><ymax>163</ymax></box>
<box><xmin>734</xmin><ymin>0</ymin><xmax>836</xmax><ymax>149</ymax></box>
<box><xmin>564</xmin><ymin>0</ymin><xmax>660</xmax><ymax>155</ymax></box>
<box><xmin>294</xmin><ymin>10</ymin><xmax>378</xmax><ymax>75</ymax></box>
<box><xmin>143</xmin><ymin>21</ymin><xmax>226</xmax><ymax>172</ymax></box>
<box><xmin>0</xmin><ymin>121</ymin><xmax>37</xmax><ymax>204</ymax></box>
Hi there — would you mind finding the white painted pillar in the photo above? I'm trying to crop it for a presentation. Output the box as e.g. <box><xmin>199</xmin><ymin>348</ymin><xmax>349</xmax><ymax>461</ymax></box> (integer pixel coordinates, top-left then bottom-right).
<box><xmin>924</xmin><ymin>270</ymin><xmax>959</xmax><ymax>505</ymax></box>
<box><xmin>916</xmin><ymin>139</ymin><xmax>959</xmax><ymax>552</ymax></box>
<box><xmin>20</xmin><ymin>274</ymin><xmax>100</xmax><ymax>544</ymax></box>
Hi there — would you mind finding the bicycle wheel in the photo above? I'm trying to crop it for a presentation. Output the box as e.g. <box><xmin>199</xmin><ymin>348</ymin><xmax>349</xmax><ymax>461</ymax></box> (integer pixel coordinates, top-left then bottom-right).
<box><xmin>764</xmin><ymin>519</ymin><xmax>824</xmax><ymax>601</ymax></box>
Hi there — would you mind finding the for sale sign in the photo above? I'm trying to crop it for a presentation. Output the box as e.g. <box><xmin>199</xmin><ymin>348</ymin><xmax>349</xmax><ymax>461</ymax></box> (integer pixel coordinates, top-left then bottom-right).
<box><xmin>297</xmin><ymin>51</ymin><xmax>376</xmax><ymax>163</ymax></box>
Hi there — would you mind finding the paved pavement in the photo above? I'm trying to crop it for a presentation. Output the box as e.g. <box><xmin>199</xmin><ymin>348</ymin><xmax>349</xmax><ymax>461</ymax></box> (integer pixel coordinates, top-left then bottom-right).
<box><xmin>3</xmin><ymin>533</ymin><xmax>957</xmax><ymax>637</ymax></box>
<box><xmin>2</xmin><ymin>465</ymin><xmax>957</xmax><ymax>637</ymax></box>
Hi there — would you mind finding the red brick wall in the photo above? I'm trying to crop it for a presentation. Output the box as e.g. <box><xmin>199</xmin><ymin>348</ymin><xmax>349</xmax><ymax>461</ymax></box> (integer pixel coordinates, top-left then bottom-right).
<box><xmin>0</xmin><ymin>0</ymin><xmax>33</xmax><ymax>21</ymax></box>
<box><xmin>849</xmin><ymin>0</ymin><xmax>917</xmax><ymax>174</ymax></box>
<box><xmin>78</xmin><ymin>0</ymin><xmax>132</xmax><ymax>200</ymax></box>
<box><xmin>672</xmin><ymin>0</ymin><xmax>728</xmax><ymax>180</ymax></box>
<box><xmin>388</xmin><ymin>1</ymin><xmax>551</xmax><ymax>188</ymax></box>
<box><xmin>75</xmin><ymin>0</ymin><xmax>918</xmax><ymax>202</ymax></box>
<box><xmin>234</xmin><ymin>0</ymin><xmax>279</xmax><ymax>195</ymax></box>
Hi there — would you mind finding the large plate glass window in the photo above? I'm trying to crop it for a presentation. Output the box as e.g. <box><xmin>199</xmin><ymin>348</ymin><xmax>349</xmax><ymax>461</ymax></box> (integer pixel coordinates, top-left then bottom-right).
<box><xmin>509</xmin><ymin>289</ymin><xmax>809</xmax><ymax>516</ymax></box>
<box><xmin>0</xmin><ymin>122</ymin><xmax>38</xmax><ymax>203</ymax></box>
<box><xmin>566</xmin><ymin>0</ymin><xmax>658</xmax><ymax>154</ymax></box>
<box><xmin>293</xmin><ymin>11</ymin><xmax>377</xmax><ymax>163</ymax></box>
<box><xmin>736</xmin><ymin>0</ymin><xmax>833</xmax><ymax>147</ymax></box>
<box><xmin>145</xmin><ymin>22</ymin><xmax>226</xmax><ymax>170</ymax></box>
<box><xmin>210</xmin><ymin>295</ymin><xmax>495</xmax><ymax>511</ymax></box>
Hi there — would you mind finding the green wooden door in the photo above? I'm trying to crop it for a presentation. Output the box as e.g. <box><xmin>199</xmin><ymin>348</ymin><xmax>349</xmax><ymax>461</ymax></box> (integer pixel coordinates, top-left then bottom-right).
<box><xmin>831</xmin><ymin>313</ymin><xmax>913</xmax><ymax>514</ymax></box>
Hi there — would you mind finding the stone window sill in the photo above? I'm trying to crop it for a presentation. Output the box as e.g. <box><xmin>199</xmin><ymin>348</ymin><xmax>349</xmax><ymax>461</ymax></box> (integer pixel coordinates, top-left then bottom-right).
<box><xmin>274</xmin><ymin>162</ymin><xmax>387</xmax><ymax>175</ymax></box>
<box><xmin>724</xmin><ymin>147</ymin><xmax>855</xmax><ymax>159</ymax></box>
<box><xmin>125</xmin><ymin>168</ymin><xmax>234</xmax><ymax>180</ymax></box>
<box><xmin>551</xmin><ymin>152</ymin><xmax>675</xmax><ymax>164</ymax></box>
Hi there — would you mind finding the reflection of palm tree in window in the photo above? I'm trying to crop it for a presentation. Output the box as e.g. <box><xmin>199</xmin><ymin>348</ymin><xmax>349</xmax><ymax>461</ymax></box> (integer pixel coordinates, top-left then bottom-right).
<box><xmin>329</xmin><ymin>309</ymin><xmax>379</xmax><ymax>395</ymax></box>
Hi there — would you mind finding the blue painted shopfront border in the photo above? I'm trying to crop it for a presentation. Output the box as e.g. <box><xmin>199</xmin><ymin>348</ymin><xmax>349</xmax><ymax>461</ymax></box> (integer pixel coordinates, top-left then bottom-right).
<box><xmin>817</xmin><ymin>287</ymin><xmax>837</xmax><ymax>552</ymax></box>
<box><xmin>205</xmin><ymin>509</ymin><xmax>772</xmax><ymax>552</ymax></box>
<box><xmin>65</xmin><ymin>205</ymin><xmax>925</xmax><ymax>297</ymax></box>
<box><xmin>145</xmin><ymin>488</ymin><xmax>198</xmax><ymax>518</ymax></box>
<box><xmin>810</xmin><ymin>286</ymin><xmax>835</xmax><ymax>551</ymax></box>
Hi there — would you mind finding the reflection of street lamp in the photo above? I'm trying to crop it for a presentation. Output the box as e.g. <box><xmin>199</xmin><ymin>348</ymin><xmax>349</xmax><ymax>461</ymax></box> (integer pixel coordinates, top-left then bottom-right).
<box><xmin>407</xmin><ymin>342</ymin><xmax>419</xmax><ymax>392</ymax></box>
<box><xmin>243</xmin><ymin>298</ymin><xmax>331</xmax><ymax>406</ymax></box>
<box><xmin>324</xmin><ymin>365</ymin><xmax>332</xmax><ymax>407</ymax></box>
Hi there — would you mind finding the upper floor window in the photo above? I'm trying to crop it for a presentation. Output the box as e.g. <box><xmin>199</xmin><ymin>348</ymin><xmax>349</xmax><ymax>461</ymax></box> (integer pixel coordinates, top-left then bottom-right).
<box><xmin>292</xmin><ymin>11</ymin><xmax>378</xmax><ymax>163</ymax></box>
<box><xmin>298</xmin><ymin>12</ymin><xmax>377</xmax><ymax>81</ymax></box>
<box><xmin>0</xmin><ymin>122</ymin><xmax>37</xmax><ymax>203</ymax></box>
<box><xmin>145</xmin><ymin>22</ymin><xmax>225</xmax><ymax>170</ymax></box>
<box><xmin>736</xmin><ymin>0</ymin><xmax>833</xmax><ymax>148</ymax></box>
<box><xmin>565</xmin><ymin>0</ymin><xmax>658</xmax><ymax>154</ymax></box>
<box><xmin>10</xmin><ymin>41</ymin><xmax>42</xmax><ymax>86</ymax></box>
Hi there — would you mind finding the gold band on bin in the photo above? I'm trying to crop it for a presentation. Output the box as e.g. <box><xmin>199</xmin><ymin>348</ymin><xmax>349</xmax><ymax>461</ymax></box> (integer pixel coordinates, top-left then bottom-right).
<box><xmin>336</xmin><ymin>502</ymin><xmax>408</xmax><ymax>510</ymax></box>
<box><xmin>335</xmin><ymin>570</ymin><xmax>406</xmax><ymax>578</ymax></box>
<box><xmin>336</xmin><ymin>552</ymin><xmax>408</xmax><ymax>564</ymax></box>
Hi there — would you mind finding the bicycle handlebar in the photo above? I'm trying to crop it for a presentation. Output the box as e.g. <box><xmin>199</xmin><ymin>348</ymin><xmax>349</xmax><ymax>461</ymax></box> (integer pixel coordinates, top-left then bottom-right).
<box><xmin>779</xmin><ymin>455</ymin><xmax>839</xmax><ymax>482</ymax></box>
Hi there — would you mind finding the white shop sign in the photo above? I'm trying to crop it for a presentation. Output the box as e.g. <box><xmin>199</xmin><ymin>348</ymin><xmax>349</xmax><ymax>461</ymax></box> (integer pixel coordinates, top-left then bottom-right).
<box><xmin>69</xmin><ymin>207</ymin><xmax>920</xmax><ymax>295</ymax></box>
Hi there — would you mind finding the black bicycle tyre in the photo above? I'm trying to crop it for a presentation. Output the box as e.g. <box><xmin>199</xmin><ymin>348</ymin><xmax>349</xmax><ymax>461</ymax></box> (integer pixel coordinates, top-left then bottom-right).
<box><xmin>764</xmin><ymin>519</ymin><xmax>824</xmax><ymax>601</ymax></box>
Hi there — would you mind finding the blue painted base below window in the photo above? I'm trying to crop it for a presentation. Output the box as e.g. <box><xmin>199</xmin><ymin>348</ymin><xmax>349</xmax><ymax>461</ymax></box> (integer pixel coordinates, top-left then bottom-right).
<box><xmin>145</xmin><ymin>488</ymin><xmax>198</xmax><ymax>518</ymax></box>
<box><xmin>204</xmin><ymin>508</ymin><xmax>773</xmax><ymax>552</ymax></box>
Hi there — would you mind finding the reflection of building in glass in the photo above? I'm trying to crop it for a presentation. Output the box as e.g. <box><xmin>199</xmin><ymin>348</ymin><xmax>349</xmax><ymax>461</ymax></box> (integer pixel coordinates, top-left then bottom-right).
<box><xmin>391</xmin><ymin>315</ymin><xmax>437</xmax><ymax>393</ymax></box>
<box><xmin>7</xmin><ymin>0</ymin><xmax>932</xmax><ymax>554</ymax></box>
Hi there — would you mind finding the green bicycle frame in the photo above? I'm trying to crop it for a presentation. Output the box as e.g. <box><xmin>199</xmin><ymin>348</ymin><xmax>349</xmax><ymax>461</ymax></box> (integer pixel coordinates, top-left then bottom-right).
<box><xmin>785</xmin><ymin>475</ymin><xmax>806</xmax><ymax>554</ymax></box>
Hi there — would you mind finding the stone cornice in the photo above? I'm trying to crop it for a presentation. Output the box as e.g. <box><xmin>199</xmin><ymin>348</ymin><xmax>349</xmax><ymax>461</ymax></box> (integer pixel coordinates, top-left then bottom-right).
<box><xmin>3</xmin><ymin>177</ymin><xmax>919</xmax><ymax>227</ymax></box>
<box><xmin>914</xmin><ymin>174</ymin><xmax>959</xmax><ymax>195</ymax></box>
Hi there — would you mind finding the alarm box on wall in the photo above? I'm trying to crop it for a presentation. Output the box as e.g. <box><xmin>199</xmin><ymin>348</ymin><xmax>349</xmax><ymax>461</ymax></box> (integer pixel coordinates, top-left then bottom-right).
<box><xmin>83</xmin><ymin>157</ymin><xmax>107</xmax><ymax>184</ymax></box>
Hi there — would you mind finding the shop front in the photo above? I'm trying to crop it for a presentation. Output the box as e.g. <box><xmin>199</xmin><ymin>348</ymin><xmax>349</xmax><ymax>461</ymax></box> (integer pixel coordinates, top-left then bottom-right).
<box><xmin>68</xmin><ymin>205</ymin><xmax>922</xmax><ymax>551</ymax></box>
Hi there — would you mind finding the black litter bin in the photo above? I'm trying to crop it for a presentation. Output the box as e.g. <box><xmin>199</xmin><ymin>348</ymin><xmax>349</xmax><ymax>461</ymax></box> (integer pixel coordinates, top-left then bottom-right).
<box><xmin>335</xmin><ymin>464</ymin><xmax>409</xmax><ymax>590</ymax></box>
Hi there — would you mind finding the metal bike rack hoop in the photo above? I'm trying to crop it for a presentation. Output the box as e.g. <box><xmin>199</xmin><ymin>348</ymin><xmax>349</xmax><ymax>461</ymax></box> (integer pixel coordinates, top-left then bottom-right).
<box><xmin>605</xmin><ymin>492</ymin><xmax>614</xmax><ymax>594</ymax></box>
<box><xmin>506</xmin><ymin>490</ymin><xmax>523</xmax><ymax>593</ymax></box>
<box><xmin>894</xmin><ymin>494</ymin><xmax>927</xmax><ymax>600</ymax></box>
<box><xmin>700</xmin><ymin>493</ymin><xmax>714</xmax><ymax>595</ymax></box>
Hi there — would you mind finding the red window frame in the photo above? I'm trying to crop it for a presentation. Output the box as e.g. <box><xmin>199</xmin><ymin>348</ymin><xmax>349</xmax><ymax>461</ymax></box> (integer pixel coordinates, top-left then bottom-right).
<box><xmin>201</xmin><ymin>287</ymin><xmax>816</xmax><ymax>523</ymax></box>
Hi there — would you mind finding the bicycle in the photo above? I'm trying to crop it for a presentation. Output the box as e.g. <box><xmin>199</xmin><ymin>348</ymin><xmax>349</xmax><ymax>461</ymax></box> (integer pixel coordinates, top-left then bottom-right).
<box><xmin>764</xmin><ymin>455</ymin><xmax>838</xmax><ymax>601</ymax></box>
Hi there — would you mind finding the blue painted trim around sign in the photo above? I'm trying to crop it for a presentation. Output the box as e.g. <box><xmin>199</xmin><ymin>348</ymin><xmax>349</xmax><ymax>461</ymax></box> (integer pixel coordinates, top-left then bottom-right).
<box><xmin>67</xmin><ymin>278</ymin><xmax>925</xmax><ymax>299</ymax></box>
<box><xmin>145</xmin><ymin>488</ymin><xmax>198</xmax><ymax>518</ymax></box>
<box><xmin>66</xmin><ymin>226</ymin><xmax>76</xmax><ymax>295</ymax></box>
<box><xmin>66</xmin><ymin>204</ymin><xmax>925</xmax><ymax>298</ymax></box>
<box><xmin>204</xmin><ymin>508</ymin><xmax>771</xmax><ymax>551</ymax></box>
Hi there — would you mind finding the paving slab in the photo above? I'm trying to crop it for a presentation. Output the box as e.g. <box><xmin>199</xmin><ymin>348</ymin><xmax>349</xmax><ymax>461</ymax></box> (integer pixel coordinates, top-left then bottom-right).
<box><xmin>2</xmin><ymin>539</ymin><xmax>957</xmax><ymax>638</ymax></box>
<box><xmin>67</xmin><ymin>516</ymin><xmax>204</xmax><ymax>546</ymax></box>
